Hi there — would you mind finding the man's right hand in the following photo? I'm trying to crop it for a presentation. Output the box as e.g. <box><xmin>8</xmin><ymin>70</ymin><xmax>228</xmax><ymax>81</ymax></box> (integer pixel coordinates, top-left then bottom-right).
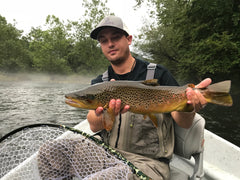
<box><xmin>87</xmin><ymin>99</ymin><xmax>129</xmax><ymax>132</ymax></box>
<box><xmin>95</xmin><ymin>99</ymin><xmax>129</xmax><ymax>116</ymax></box>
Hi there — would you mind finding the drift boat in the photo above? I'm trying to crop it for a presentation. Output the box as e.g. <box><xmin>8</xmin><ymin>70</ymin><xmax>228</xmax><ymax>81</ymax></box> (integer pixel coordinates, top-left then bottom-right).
<box><xmin>1</xmin><ymin>114</ymin><xmax>240</xmax><ymax>180</ymax></box>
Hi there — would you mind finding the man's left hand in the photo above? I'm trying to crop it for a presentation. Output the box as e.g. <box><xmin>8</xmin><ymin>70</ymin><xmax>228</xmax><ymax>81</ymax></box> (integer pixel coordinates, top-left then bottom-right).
<box><xmin>186</xmin><ymin>78</ymin><xmax>212</xmax><ymax>112</ymax></box>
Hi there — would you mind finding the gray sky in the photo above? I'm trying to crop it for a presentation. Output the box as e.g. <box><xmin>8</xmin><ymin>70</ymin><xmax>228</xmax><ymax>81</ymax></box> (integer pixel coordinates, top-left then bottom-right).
<box><xmin>0</xmin><ymin>0</ymin><xmax>149</xmax><ymax>36</ymax></box>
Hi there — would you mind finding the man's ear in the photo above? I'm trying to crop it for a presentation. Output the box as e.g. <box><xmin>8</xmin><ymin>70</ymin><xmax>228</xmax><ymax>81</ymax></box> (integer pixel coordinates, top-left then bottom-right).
<box><xmin>127</xmin><ymin>35</ymin><xmax>133</xmax><ymax>45</ymax></box>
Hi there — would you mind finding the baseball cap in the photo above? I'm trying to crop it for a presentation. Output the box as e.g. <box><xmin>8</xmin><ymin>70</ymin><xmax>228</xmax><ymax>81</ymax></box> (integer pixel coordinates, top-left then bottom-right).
<box><xmin>90</xmin><ymin>16</ymin><xmax>129</xmax><ymax>40</ymax></box>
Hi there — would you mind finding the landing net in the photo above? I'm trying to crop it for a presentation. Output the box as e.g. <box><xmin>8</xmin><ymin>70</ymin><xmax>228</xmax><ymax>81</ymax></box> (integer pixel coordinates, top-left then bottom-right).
<box><xmin>0</xmin><ymin>124</ymin><xmax>150</xmax><ymax>180</ymax></box>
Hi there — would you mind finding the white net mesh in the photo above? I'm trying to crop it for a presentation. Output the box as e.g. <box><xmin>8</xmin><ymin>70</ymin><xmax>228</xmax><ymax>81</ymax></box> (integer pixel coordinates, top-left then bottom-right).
<box><xmin>0</xmin><ymin>125</ymin><xmax>134</xmax><ymax>180</ymax></box>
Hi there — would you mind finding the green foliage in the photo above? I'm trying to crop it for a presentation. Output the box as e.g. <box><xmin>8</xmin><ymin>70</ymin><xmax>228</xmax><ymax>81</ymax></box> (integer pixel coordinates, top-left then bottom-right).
<box><xmin>136</xmin><ymin>0</ymin><xmax>240</xmax><ymax>80</ymax></box>
<box><xmin>28</xmin><ymin>15</ymin><xmax>73</xmax><ymax>74</ymax></box>
<box><xmin>67</xmin><ymin>0</ymin><xmax>111</xmax><ymax>74</ymax></box>
<box><xmin>0</xmin><ymin>0</ymin><xmax>111</xmax><ymax>75</ymax></box>
<box><xmin>180</xmin><ymin>32</ymin><xmax>240</xmax><ymax>76</ymax></box>
<box><xmin>0</xmin><ymin>15</ymin><xmax>32</xmax><ymax>72</ymax></box>
<box><xmin>2</xmin><ymin>0</ymin><xmax>240</xmax><ymax>79</ymax></box>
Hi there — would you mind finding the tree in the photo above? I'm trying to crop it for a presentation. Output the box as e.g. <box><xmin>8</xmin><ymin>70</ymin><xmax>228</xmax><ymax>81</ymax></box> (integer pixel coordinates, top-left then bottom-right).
<box><xmin>179</xmin><ymin>0</ymin><xmax>240</xmax><ymax>79</ymax></box>
<box><xmin>0</xmin><ymin>15</ymin><xmax>32</xmax><ymax>72</ymax></box>
<box><xmin>1</xmin><ymin>0</ymin><xmax>115</xmax><ymax>75</ymax></box>
<box><xmin>135</xmin><ymin>0</ymin><xmax>240</xmax><ymax>80</ymax></box>
<box><xmin>27</xmin><ymin>0</ymin><xmax>111</xmax><ymax>75</ymax></box>
<box><xmin>28</xmin><ymin>15</ymin><xmax>72</xmax><ymax>74</ymax></box>
<box><xmin>67</xmin><ymin>0</ymin><xmax>111</xmax><ymax>74</ymax></box>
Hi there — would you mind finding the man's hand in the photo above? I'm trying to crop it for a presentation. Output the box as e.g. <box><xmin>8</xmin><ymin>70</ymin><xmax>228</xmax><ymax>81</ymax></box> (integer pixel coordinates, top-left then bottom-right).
<box><xmin>88</xmin><ymin>79</ymin><xmax>130</xmax><ymax>132</ymax></box>
<box><xmin>172</xmin><ymin>78</ymin><xmax>212</xmax><ymax>128</ymax></box>
<box><xmin>186</xmin><ymin>78</ymin><xmax>212</xmax><ymax>112</ymax></box>
<box><xmin>95</xmin><ymin>99</ymin><xmax>130</xmax><ymax>116</ymax></box>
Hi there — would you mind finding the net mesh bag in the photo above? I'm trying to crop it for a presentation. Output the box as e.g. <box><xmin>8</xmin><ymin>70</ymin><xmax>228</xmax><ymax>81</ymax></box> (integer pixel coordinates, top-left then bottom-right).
<box><xmin>0</xmin><ymin>124</ymin><xmax>134</xmax><ymax>180</ymax></box>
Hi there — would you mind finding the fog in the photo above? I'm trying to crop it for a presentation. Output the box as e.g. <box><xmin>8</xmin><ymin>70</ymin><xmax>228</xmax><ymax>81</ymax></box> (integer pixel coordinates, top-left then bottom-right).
<box><xmin>0</xmin><ymin>72</ymin><xmax>94</xmax><ymax>84</ymax></box>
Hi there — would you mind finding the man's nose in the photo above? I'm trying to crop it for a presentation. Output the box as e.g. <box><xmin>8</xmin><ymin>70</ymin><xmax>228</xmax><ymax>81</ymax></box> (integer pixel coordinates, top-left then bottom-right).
<box><xmin>107</xmin><ymin>39</ymin><xmax>114</xmax><ymax>47</ymax></box>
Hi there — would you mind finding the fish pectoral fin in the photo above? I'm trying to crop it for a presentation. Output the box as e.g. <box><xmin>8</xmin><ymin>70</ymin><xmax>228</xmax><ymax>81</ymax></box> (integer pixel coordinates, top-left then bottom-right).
<box><xmin>142</xmin><ymin>79</ymin><xmax>159</xmax><ymax>86</ymax></box>
<box><xmin>143</xmin><ymin>115</ymin><xmax>148</xmax><ymax>120</ymax></box>
<box><xmin>148</xmin><ymin>114</ymin><xmax>158</xmax><ymax>127</ymax></box>
<box><xmin>102</xmin><ymin>108</ymin><xmax>115</xmax><ymax>131</ymax></box>
<box><xmin>176</xmin><ymin>103</ymin><xmax>194</xmax><ymax>112</ymax></box>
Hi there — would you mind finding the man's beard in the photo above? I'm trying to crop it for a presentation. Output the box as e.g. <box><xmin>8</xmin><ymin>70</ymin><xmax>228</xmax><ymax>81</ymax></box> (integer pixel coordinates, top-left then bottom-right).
<box><xmin>108</xmin><ymin>49</ymin><xmax>129</xmax><ymax>66</ymax></box>
<box><xmin>109</xmin><ymin>57</ymin><xmax>127</xmax><ymax>66</ymax></box>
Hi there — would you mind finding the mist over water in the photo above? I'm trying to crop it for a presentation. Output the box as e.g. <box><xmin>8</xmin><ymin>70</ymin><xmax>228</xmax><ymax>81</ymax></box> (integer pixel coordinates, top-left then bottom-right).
<box><xmin>0</xmin><ymin>73</ymin><xmax>93</xmax><ymax>138</ymax></box>
<box><xmin>0</xmin><ymin>73</ymin><xmax>239</xmax><ymax>147</ymax></box>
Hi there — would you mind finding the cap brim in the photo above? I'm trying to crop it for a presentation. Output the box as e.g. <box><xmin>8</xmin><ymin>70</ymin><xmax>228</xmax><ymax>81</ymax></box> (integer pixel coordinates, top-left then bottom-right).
<box><xmin>90</xmin><ymin>26</ymin><xmax>129</xmax><ymax>40</ymax></box>
<box><xmin>90</xmin><ymin>26</ymin><xmax>106</xmax><ymax>40</ymax></box>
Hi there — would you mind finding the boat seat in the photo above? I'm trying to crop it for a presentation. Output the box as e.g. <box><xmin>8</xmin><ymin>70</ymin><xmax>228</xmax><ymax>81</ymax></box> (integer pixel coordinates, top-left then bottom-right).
<box><xmin>173</xmin><ymin>113</ymin><xmax>205</xmax><ymax>180</ymax></box>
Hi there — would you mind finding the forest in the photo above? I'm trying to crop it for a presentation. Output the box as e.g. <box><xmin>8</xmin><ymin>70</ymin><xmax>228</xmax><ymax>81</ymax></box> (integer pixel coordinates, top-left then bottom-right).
<box><xmin>1</xmin><ymin>0</ymin><xmax>240</xmax><ymax>82</ymax></box>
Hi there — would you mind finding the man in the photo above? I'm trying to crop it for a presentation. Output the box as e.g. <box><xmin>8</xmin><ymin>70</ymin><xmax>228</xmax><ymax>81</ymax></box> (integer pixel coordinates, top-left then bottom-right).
<box><xmin>87</xmin><ymin>16</ymin><xmax>211</xmax><ymax>179</ymax></box>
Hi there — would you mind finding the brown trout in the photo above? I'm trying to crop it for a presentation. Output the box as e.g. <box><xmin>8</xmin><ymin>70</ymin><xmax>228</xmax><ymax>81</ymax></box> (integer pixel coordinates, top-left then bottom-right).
<box><xmin>65</xmin><ymin>79</ymin><xmax>233</xmax><ymax>131</ymax></box>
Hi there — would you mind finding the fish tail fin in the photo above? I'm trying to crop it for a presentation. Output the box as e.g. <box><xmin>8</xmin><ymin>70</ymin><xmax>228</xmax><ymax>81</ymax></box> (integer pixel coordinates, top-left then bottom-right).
<box><xmin>202</xmin><ymin>80</ymin><xmax>233</xmax><ymax>106</ymax></box>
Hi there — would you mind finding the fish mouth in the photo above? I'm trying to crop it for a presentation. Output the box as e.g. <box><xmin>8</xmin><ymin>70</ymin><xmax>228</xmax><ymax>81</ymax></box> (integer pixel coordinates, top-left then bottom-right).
<box><xmin>65</xmin><ymin>97</ymin><xmax>94</xmax><ymax>109</ymax></box>
<box><xmin>65</xmin><ymin>98</ymin><xmax>80</xmax><ymax>107</ymax></box>
<box><xmin>65</xmin><ymin>94</ymin><xmax>83</xmax><ymax>107</ymax></box>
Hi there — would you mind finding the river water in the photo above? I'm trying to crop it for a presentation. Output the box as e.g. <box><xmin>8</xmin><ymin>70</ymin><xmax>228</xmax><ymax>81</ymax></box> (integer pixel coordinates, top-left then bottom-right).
<box><xmin>0</xmin><ymin>74</ymin><xmax>91</xmax><ymax>139</ymax></box>
<box><xmin>0</xmin><ymin>73</ymin><xmax>239</xmax><ymax>147</ymax></box>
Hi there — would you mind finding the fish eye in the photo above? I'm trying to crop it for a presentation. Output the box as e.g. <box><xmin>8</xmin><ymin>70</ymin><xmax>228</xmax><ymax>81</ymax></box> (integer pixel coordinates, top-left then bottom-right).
<box><xmin>87</xmin><ymin>94</ymin><xmax>95</xmax><ymax>100</ymax></box>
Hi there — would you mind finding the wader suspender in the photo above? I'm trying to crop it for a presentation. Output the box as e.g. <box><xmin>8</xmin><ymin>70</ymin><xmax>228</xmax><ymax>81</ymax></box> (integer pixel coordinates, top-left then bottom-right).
<box><xmin>102</xmin><ymin>63</ymin><xmax>157</xmax><ymax>81</ymax></box>
<box><xmin>101</xmin><ymin>63</ymin><xmax>157</xmax><ymax>148</ymax></box>
<box><xmin>145</xmin><ymin>63</ymin><xmax>157</xmax><ymax>80</ymax></box>
<box><xmin>102</xmin><ymin>71</ymin><xmax>109</xmax><ymax>82</ymax></box>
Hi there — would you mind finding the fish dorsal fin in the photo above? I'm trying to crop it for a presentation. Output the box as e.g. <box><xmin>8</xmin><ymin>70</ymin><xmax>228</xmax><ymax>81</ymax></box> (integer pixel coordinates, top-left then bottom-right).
<box><xmin>142</xmin><ymin>79</ymin><xmax>159</xmax><ymax>86</ymax></box>
<box><xmin>207</xmin><ymin>80</ymin><xmax>231</xmax><ymax>93</ymax></box>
